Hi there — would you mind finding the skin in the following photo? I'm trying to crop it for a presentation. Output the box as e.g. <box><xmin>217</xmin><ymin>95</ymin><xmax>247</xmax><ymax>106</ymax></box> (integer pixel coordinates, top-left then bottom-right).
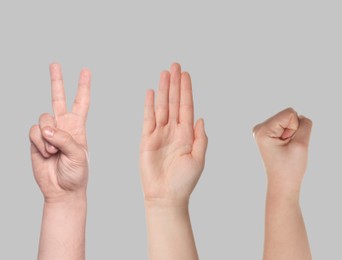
<box><xmin>29</xmin><ymin>63</ymin><xmax>91</xmax><ymax>260</ymax></box>
<box><xmin>253</xmin><ymin>108</ymin><xmax>313</xmax><ymax>260</ymax></box>
<box><xmin>140</xmin><ymin>63</ymin><xmax>208</xmax><ymax>260</ymax></box>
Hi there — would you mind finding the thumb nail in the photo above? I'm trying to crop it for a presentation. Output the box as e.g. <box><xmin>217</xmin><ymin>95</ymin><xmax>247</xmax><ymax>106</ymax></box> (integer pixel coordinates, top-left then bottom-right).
<box><xmin>44</xmin><ymin>127</ymin><xmax>54</xmax><ymax>138</ymax></box>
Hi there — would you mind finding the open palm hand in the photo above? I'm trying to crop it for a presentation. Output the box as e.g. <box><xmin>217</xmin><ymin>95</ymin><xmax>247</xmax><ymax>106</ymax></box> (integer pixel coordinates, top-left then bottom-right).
<box><xmin>140</xmin><ymin>64</ymin><xmax>208</xmax><ymax>204</ymax></box>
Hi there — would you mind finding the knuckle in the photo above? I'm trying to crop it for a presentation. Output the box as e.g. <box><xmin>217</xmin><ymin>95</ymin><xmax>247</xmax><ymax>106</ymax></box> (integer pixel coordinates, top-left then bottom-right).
<box><xmin>39</xmin><ymin>113</ymin><xmax>53</xmax><ymax>124</ymax></box>
<box><xmin>285</xmin><ymin>107</ymin><xmax>298</xmax><ymax>117</ymax></box>
<box><xmin>252</xmin><ymin>124</ymin><xmax>269</xmax><ymax>143</ymax></box>
<box><xmin>156</xmin><ymin>118</ymin><xmax>168</xmax><ymax>126</ymax></box>
<box><xmin>180</xmin><ymin>103</ymin><xmax>193</xmax><ymax>110</ymax></box>
<box><xmin>74</xmin><ymin>98</ymin><xmax>90</xmax><ymax>107</ymax></box>
<box><xmin>285</xmin><ymin>107</ymin><xmax>295</xmax><ymax>113</ymax></box>
<box><xmin>143</xmin><ymin>116</ymin><xmax>155</xmax><ymax>122</ymax></box>
<box><xmin>156</xmin><ymin>103</ymin><xmax>168</xmax><ymax>111</ymax></box>
<box><xmin>169</xmin><ymin>97</ymin><xmax>180</xmax><ymax>105</ymax></box>
<box><xmin>298</xmin><ymin>115</ymin><xmax>313</xmax><ymax>127</ymax></box>
<box><xmin>303</xmin><ymin>117</ymin><xmax>313</xmax><ymax>126</ymax></box>
<box><xmin>252</xmin><ymin>124</ymin><xmax>261</xmax><ymax>138</ymax></box>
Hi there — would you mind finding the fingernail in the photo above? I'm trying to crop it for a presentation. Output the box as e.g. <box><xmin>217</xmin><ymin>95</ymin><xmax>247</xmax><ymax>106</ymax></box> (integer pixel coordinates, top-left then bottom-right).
<box><xmin>48</xmin><ymin>144</ymin><xmax>57</xmax><ymax>151</ymax></box>
<box><xmin>44</xmin><ymin>127</ymin><xmax>54</xmax><ymax>137</ymax></box>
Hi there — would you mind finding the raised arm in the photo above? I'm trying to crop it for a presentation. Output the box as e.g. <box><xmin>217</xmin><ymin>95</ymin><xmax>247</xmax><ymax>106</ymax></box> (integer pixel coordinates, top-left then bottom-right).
<box><xmin>140</xmin><ymin>63</ymin><xmax>208</xmax><ymax>260</ymax></box>
<box><xmin>29</xmin><ymin>64</ymin><xmax>91</xmax><ymax>260</ymax></box>
<box><xmin>253</xmin><ymin>108</ymin><xmax>312</xmax><ymax>260</ymax></box>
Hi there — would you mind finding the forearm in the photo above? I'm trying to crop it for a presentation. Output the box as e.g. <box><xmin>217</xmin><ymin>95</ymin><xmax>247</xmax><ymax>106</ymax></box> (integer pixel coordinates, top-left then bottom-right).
<box><xmin>145</xmin><ymin>200</ymin><xmax>199</xmax><ymax>260</ymax></box>
<box><xmin>263</xmin><ymin>187</ymin><xmax>311</xmax><ymax>260</ymax></box>
<box><xmin>38</xmin><ymin>194</ymin><xmax>87</xmax><ymax>260</ymax></box>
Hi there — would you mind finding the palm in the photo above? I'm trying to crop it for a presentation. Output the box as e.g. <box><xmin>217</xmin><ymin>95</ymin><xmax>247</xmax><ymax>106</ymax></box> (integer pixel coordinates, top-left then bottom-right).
<box><xmin>140</xmin><ymin>64</ymin><xmax>207</xmax><ymax>201</ymax></box>
<box><xmin>30</xmin><ymin>64</ymin><xmax>91</xmax><ymax>198</ymax></box>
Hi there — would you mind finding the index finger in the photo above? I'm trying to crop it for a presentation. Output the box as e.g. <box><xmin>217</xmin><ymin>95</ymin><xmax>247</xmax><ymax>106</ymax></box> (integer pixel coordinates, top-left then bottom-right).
<box><xmin>50</xmin><ymin>63</ymin><xmax>67</xmax><ymax>118</ymax></box>
<box><xmin>72</xmin><ymin>68</ymin><xmax>91</xmax><ymax>119</ymax></box>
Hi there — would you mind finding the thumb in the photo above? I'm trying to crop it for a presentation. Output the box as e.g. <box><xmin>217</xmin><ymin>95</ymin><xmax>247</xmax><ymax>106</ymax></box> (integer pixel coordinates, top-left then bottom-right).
<box><xmin>41</xmin><ymin>126</ymin><xmax>84</xmax><ymax>158</ymax></box>
<box><xmin>192</xmin><ymin>119</ymin><xmax>208</xmax><ymax>165</ymax></box>
<box><xmin>292</xmin><ymin>116</ymin><xmax>313</xmax><ymax>147</ymax></box>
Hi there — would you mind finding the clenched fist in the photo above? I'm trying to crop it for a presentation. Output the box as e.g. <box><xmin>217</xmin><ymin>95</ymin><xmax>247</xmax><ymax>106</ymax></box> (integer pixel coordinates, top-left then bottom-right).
<box><xmin>253</xmin><ymin>107</ymin><xmax>312</xmax><ymax>194</ymax></box>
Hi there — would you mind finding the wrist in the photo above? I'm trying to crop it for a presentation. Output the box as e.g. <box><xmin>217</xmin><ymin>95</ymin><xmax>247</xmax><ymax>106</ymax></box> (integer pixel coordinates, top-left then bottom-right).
<box><xmin>144</xmin><ymin>198</ymin><xmax>191</xmax><ymax>228</ymax></box>
<box><xmin>43</xmin><ymin>196</ymin><xmax>87</xmax><ymax>221</ymax></box>
<box><xmin>266</xmin><ymin>173</ymin><xmax>303</xmax><ymax>198</ymax></box>
<box><xmin>39</xmin><ymin>191</ymin><xmax>87</xmax><ymax>260</ymax></box>
<box><xmin>266</xmin><ymin>184</ymin><xmax>301</xmax><ymax>203</ymax></box>
<box><xmin>144</xmin><ymin>198</ymin><xmax>189</xmax><ymax>212</ymax></box>
<box><xmin>44</xmin><ymin>190</ymin><xmax>87</xmax><ymax>206</ymax></box>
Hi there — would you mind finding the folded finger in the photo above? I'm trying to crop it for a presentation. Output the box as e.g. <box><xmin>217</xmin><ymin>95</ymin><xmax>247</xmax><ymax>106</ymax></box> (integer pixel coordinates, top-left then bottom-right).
<box><xmin>254</xmin><ymin>107</ymin><xmax>299</xmax><ymax>140</ymax></box>
<box><xmin>39</xmin><ymin>113</ymin><xmax>58</xmax><ymax>154</ymax></box>
<box><xmin>292</xmin><ymin>116</ymin><xmax>313</xmax><ymax>147</ymax></box>
<box><xmin>29</xmin><ymin>125</ymin><xmax>51</xmax><ymax>158</ymax></box>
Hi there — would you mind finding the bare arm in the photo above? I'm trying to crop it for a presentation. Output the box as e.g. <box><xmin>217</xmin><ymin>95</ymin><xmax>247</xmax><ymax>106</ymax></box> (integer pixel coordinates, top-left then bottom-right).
<box><xmin>264</xmin><ymin>188</ymin><xmax>310</xmax><ymax>260</ymax></box>
<box><xmin>145</xmin><ymin>200</ymin><xmax>198</xmax><ymax>260</ymax></box>
<box><xmin>38</xmin><ymin>196</ymin><xmax>87</xmax><ymax>260</ymax></box>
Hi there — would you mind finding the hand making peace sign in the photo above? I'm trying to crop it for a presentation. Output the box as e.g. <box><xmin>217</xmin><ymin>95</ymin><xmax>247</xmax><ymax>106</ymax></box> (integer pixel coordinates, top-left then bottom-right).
<box><xmin>29</xmin><ymin>64</ymin><xmax>91</xmax><ymax>203</ymax></box>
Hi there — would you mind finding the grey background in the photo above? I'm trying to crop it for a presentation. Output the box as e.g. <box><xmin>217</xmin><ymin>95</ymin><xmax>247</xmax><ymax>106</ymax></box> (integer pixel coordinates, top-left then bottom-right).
<box><xmin>0</xmin><ymin>0</ymin><xmax>341</xmax><ymax>259</ymax></box>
